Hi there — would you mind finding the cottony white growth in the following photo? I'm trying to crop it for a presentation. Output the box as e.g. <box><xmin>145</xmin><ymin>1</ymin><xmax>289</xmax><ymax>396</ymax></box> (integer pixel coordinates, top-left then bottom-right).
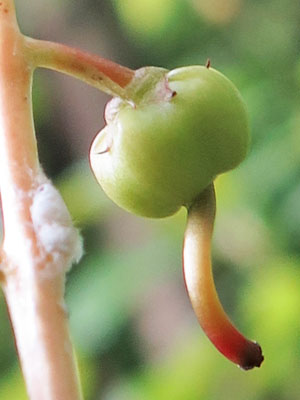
<box><xmin>30</xmin><ymin>178</ymin><xmax>83</xmax><ymax>275</ymax></box>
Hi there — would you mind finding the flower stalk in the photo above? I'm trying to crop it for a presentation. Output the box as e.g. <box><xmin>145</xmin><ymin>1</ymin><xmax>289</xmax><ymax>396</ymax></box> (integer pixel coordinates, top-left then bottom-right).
<box><xmin>24</xmin><ymin>37</ymin><xmax>135</xmax><ymax>99</ymax></box>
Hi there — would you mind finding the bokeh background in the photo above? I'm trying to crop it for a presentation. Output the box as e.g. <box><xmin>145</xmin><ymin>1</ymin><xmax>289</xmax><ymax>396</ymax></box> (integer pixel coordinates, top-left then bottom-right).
<box><xmin>1</xmin><ymin>0</ymin><xmax>300</xmax><ymax>398</ymax></box>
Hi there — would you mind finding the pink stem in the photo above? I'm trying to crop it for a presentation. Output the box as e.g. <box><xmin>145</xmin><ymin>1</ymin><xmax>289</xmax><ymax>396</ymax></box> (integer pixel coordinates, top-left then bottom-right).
<box><xmin>24</xmin><ymin>37</ymin><xmax>135</xmax><ymax>98</ymax></box>
<box><xmin>0</xmin><ymin>2</ymin><xmax>83</xmax><ymax>398</ymax></box>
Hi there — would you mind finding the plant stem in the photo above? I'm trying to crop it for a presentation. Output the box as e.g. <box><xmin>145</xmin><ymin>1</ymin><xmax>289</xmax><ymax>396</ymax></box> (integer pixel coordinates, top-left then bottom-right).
<box><xmin>24</xmin><ymin>37</ymin><xmax>135</xmax><ymax>99</ymax></box>
<box><xmin>0</xmin><ymin>1</ymin><xmax>83</xmax><ymax>398</ymax></box>
<box><xmin>183</xmin><ymin>184</ymin><xmax>264</xmax><ymax>370</ymax></box>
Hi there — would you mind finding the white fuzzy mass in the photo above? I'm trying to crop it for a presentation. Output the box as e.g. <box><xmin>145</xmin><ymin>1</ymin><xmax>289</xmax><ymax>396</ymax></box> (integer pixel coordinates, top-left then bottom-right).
<box><xmin>30</xmin><ymin>180</ymin><xmax>83</xmax><ymax>272</ymax></box>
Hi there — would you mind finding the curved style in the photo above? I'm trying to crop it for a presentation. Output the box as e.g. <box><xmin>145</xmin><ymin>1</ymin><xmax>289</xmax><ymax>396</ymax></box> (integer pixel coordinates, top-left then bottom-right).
<box><xmin>183</xmin><ymin>185</ymin><xmax>264</xmax><ymax>370</ymax></box>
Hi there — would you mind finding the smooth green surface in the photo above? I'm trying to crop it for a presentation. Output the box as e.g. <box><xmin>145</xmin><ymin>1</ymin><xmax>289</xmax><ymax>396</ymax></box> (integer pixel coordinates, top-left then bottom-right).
<box><xmin>91</xmin><ymin>66</ymin><xmax>249</xmax><ymax>217</ymax></box>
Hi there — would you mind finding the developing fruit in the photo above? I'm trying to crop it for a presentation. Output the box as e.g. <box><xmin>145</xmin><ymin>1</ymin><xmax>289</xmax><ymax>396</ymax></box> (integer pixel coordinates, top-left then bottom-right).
<box><xmin>90</xmin><ymin>65</ymin><xmax>250</xmax><ymax>218</ymax></box>
<box><xmin>90</xmin><ymin>63</ymin><xmax>263</xmax><ymax>370</ymax></box>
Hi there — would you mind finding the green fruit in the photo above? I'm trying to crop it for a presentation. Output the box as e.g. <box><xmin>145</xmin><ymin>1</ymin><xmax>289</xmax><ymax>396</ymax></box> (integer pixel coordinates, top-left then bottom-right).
<box><xmin>90</xmin><ymin>65</ymin><xmax>250</xmax><ymax>218</ymax></box>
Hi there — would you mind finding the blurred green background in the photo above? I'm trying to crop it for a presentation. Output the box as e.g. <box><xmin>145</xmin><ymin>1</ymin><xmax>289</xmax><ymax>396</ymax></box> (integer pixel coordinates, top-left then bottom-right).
<box><xmin>1</xmin><ymin>0</ymin><xmax>300</xmax><ymax>398</ymax></box>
